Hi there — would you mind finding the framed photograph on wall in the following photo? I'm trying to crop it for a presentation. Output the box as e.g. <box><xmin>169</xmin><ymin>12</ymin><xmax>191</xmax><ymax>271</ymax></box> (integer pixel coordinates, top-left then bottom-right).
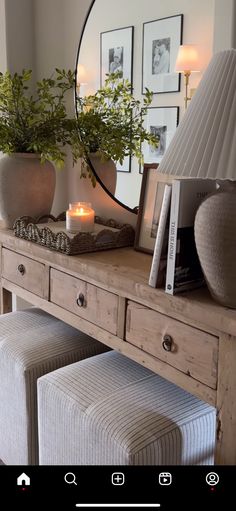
<box><xmin>142</xmin><ymin>14</ymin><xmax>183</xmax><ymax>93</ymax></box>
<box><xmin>116</xmin><ymin>155</ymin><xmax>131</xmax><ymax>173</ymax></box>
<box><xmin>135</xmin><ymin>164</ymin><xmax>174</xmax><ymax>253</ymax></box>
<box><xmin>100</xmin><ymin>26</ymin><xmax>134</xmax><ymax>86</ymax></box>
<box><xmin>140</xmin><ymin>106</ymin><xmax>179</xmax><ymax>172</ymax></box>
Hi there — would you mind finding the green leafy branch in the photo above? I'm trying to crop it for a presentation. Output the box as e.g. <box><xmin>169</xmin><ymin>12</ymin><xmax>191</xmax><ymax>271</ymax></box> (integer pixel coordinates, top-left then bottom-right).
<box><xmin>76</xmin><ymin>72</ymin><xmax>159</xmax><ymax>173</ymax></box>
<box><xmin>0</xmin><ymin>68</ymin><xmax>80</xmax><ymax>168</ymax></box>
<box><xmin>0</xmin><ymin>68</ymin><xmax>159</xmax><ymax>187</ymax></box>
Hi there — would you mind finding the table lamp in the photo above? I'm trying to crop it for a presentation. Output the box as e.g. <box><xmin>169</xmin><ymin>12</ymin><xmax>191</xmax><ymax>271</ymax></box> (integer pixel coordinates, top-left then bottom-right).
<box><xmin>158</xmin><ymin>49</ymin><xmax>236</xmax><ymax>308</ymax></box>
<box><xmin>76</xmin><ymin>64</ymin><xmax>88</xmax><ymax>96</ymax></box>
<box><xmin>175</xmin><ymin>44</ymin><xmax>200</xmax><ymax>109</ymax></box>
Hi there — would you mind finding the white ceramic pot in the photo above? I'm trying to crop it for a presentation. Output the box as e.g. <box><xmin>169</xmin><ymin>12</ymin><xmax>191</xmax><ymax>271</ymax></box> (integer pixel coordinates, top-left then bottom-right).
<box><xmin>0</xmin><ymin>153</ymin><xmax>56</xmax><ymax>228</ymax></box>
<box><xmin>89</xmin><ymin>152</ymin><xmax>117</xmax><ymax>195</ymax></box>
<box><xmin>194</xmin><ymin>184</ymin><xmax>236</xmax><ymax>308</ymax></box>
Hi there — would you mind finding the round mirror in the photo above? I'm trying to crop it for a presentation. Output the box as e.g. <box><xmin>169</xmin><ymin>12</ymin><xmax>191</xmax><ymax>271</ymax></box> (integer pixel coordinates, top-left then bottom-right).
<box><xmin>76</xmin><ymin>0</ymin><xmax>215</xmax><ymax>212</ymax></box>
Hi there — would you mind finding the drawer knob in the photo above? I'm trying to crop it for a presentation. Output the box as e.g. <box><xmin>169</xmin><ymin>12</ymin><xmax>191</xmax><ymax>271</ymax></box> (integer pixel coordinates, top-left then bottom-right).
<box><xmin>76</xmin><ymin>293</ymin><xmax>85</xmax><ymax>307</ymax></box>
<box><xmin>17</xmin><ymin>264</ymin><xmax>25</xmax><ymax>276</ymax></box>
<box><xmin>162</xmin><ymin>334</ymin><xmax>173</xmax><ymax>352</ymax></box>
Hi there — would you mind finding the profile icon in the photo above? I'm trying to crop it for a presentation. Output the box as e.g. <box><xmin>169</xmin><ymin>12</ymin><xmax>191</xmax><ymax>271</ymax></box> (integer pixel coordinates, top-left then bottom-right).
<box><xmin>206</xmin><ymin>472</ymin><xmax>219</xmax><ymax>486</ymax></box>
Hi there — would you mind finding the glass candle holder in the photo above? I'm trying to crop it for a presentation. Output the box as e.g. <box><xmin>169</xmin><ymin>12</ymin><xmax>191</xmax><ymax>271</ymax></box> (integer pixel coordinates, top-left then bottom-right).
<box><xmin>66</xmin><ymin>202</ymin><xmax>95</xmax><ymax>233</ymax></box>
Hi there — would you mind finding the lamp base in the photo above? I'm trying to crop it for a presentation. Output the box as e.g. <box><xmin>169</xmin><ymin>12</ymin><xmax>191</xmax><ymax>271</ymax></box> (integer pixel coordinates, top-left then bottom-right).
<box><xmin>194</xmin><ymin>183</ymin><xmax>236</xmax><ymax>308</ymax></box>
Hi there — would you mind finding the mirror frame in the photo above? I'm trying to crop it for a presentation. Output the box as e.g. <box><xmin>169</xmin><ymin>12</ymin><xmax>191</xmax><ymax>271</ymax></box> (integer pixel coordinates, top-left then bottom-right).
<box><xmin>75</xmin><ymin>0</ymin><xmax>138</xmax><ymax>215</ymax></box>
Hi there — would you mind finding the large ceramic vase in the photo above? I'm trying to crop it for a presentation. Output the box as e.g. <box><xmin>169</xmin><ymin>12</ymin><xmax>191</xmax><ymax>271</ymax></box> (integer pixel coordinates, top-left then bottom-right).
<box><xmin>89</xmin><ymin>152</ymin><xmax>117</xmax><ymax>195</ymax></box>
<box><xmin>0</xmin><ymin>153</ymin><xmax>56</xmax><ymax>228</ymax></box>
<box><xmin>194</xmin><ymin>183</ymin><xmax>236</xmax><ymax>308</ymax></box>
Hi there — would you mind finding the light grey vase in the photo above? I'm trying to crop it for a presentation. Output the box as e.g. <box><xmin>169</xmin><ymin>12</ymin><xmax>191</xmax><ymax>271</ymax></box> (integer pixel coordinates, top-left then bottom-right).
<box><xmin>89</xmin><ymin>152</ymin><xmax>117</xmax><ymax>195</ymax></box>
<box><xmin>194</xmin><ymin>184</ymin><xmax>236</xmax><ymax>308</ymax></box>
<box><xmin>0</xmin><ymin>153</ymin><xmax>56</xmax><ymax>228</ymax></box>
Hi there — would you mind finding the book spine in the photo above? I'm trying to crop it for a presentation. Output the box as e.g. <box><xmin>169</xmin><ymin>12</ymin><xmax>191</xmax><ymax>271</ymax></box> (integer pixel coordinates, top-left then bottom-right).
<box><xmin>149</xmin><ymin>184</ymin><xmax>172</xmax><ymax>288</ymax></box>
<box><xmin>165</xmin><ymin>181</ymin><xmax>180</xmax><ymax>294</ymax></box>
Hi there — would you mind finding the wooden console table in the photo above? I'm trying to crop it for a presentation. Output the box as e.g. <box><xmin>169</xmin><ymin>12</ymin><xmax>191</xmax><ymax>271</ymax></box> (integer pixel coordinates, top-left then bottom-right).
<box><xmin>0</xmin><ymin>229</ymin><xmax>236</xmax><ymax>465</ymax></box>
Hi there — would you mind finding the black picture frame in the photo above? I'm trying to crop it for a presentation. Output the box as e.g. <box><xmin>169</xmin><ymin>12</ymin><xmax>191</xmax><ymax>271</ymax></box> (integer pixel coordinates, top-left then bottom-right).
<box><xmin>139</xmin><ymin>106</ymin><xmax>179</xmax><ymax>173</ymax></box>
<box><xmin>100</xmin><ymin>25</ymin><xmax>134</xmax><ymax>87</ymax></box>
<box><xmin>142</xmin><ymin>14</ymin><xmax>183</xmax><ymax>94</ymax></box>
<box><xmin>135</xmin><ymin>165</ymin><xmax>174</xmax><ymax>254</ymax></box>
<box><xmin>116</xmin><ymin>155</ymin><xmax>131</xmax><ymax>173</ymax></box>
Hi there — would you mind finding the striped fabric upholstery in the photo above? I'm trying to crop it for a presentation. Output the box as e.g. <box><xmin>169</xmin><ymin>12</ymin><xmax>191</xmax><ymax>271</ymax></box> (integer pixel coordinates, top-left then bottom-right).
<box><xmin>0</xmin><ymin>308</ymin><xmax>59</xmax><ymax>339</ymax></box>
<box><xmin>38</xmin><ymin>351</ymin><xmax>216</xmax><ymax>465</ymax></box>
<box><xmin>0</xmin><ymin>308</ymin><xmax>108</xmax><ymax>465</ymax></box>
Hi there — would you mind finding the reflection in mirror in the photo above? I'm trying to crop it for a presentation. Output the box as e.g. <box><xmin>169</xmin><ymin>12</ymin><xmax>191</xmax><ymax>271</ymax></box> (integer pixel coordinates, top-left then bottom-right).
<box><xmin>76</xmin><ymin>0</ymin><xmax>214</xmax><ymax>211</ymax></box>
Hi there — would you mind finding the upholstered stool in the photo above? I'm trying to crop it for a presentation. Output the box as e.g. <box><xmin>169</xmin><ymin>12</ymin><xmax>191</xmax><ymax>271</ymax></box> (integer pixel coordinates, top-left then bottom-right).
<box><xmin>0</xmin><ymin>308</ymin><xmax>108</xmax><ymax>465</ymax></box>
<box><xmin>38</xmin><ymin>351</ymin><xmax>216</xmax><ymax>465</ymax></box>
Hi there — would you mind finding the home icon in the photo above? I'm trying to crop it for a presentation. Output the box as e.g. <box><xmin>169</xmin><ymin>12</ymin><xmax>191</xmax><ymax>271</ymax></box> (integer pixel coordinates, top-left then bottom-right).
<box><xmin>17</xmin><ymin>473</ymin><xmax>30</xmax><ymax>486</ymax></box>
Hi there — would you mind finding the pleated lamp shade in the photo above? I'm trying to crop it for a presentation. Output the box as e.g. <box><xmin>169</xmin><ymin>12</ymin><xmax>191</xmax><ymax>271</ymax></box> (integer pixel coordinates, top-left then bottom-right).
<box><xmin>158</xmin><ymin>49</ymin><xmax>236</xmax><ymax>179</ymax></box>
<box><xmin>157</xmin><ymin>49</ymin><xmax>236</xmax><ymax>308</ymax></box>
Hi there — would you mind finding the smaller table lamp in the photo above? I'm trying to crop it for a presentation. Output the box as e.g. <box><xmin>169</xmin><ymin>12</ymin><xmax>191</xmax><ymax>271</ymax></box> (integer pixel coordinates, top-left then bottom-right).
<box><xmin>175</xmin><ymin>44</ymin><xmax>200</xmax><ymax>109</ymax></box>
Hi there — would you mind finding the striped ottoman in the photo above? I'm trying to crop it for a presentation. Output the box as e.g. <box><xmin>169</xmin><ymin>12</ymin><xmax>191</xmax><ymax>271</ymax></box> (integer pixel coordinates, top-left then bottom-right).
<box><xmin>0</xmin><ymin>308</ymin><xmax>108</xmax><ymax>465</ymax></box>
<box><xmin>38</xmin><ymin>350</ymin><xmax>216</xmax><ymax>465</ymax></box>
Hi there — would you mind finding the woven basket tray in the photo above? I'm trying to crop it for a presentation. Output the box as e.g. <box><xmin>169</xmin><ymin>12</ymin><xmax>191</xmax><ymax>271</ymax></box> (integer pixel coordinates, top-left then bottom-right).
<box><xmin>13</xmin><ymin>213</ymin><xmax>135</xmax><ymax>255</ymax></box>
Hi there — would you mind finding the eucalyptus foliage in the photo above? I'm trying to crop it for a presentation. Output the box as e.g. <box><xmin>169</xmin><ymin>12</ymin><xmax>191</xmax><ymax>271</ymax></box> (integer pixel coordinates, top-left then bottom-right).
<box><xmin>76</xmin><ymin>72</ymin><xmax>159</xmax><ymax>182</ymax></box>
<box><xmin>0</xmin><ymin>68</ymin><xmax>80</xmax><ymax>168</ymax></box>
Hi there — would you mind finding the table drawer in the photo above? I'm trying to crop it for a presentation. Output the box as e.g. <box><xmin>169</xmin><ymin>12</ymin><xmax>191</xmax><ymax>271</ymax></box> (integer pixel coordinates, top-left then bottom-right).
<box><xmin>1</xmin><ymin>248</ymin><xmax>48</xmax><ymax>298</ymax></box>
<box><xmin>50</xmin><ymin>268</ymin><xmax>118</xmax><ymax>335</ymax></box>
<box><xmin>126</xmin><ymin>300</ymin><xmax>218</xmax><ymax>389</ymax></box>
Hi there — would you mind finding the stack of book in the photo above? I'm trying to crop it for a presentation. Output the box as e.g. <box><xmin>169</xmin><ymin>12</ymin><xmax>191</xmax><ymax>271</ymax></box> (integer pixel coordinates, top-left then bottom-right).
<box><xmin>148</xmin><ymin>178</ymin><xmax>218</xmax><ymax>294</ymax></box>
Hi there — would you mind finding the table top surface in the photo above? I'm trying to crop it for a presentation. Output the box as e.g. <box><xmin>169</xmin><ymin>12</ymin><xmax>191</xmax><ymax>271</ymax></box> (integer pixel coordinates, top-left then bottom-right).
<box><xmin>0</xmin><ymin>228</ymin><xmax>236</xmax><ymax>336</ymax></box>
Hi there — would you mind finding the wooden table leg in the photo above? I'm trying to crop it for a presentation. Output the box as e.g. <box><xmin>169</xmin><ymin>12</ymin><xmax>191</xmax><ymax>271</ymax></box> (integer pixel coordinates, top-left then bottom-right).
<box><xmin>215</xmin><ymin>333</ymin><xmax>236</xmax><ymax>464</ymax></box>
<box><xmin>0</xmin><ymin>287</ymin><xmax>12</xmax><ymax>314</ymax></box>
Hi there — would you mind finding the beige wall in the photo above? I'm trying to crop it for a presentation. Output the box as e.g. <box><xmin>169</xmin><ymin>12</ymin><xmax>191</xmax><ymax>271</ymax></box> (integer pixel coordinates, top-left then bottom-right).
<box><xmin>33</xmin><ymin>0</ymin><xmax>91</xmax><ymax>216</ymax></box>
<box><xmin>33</xmin><ymin>0</ymin><xmax>137</xmax><ymax>223</ymax></box>
<box><xmin>80</xmin><ymin>0</ymin><xmax>215</xmax><ymax>100</ymax></box>
<box><xmin>79</xmin><ymin>0</ymin><xmax>215</xmax><ymax>208</ymax></box>
<box><xmin>4</xmin><ymin>0</ymin><xmax>35</xmax><ymax>74</ymax></box>
<box><xmin>1</xmin><ymin>0</ymin><xmax>236</xmax><ymax>223</ymax></box>
<box><xmin>1</xmin><ymin>0</ymin><xmax>235</xmax><ymax>309</ymax></box>
<box><xmin>0</xmin><ymin>0</ymin><xmax>7</xmax><ymax>72</ymax></box>
<box><xmin>213</xmin><ymin>0</ymin><xmax>236</xmax><ymax>52</ymax></box>
<box><xmin>33</xmin><ymin>0</ymin><xmax>236</xmax><ymax>220</ymax></box>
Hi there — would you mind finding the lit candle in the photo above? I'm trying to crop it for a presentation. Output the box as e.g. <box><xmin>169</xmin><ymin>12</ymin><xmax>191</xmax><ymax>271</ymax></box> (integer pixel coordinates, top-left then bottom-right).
<box><xmin>66</xmin><ymin>202</ymin><xmax>95</xmax><ymax>233</ymax></box>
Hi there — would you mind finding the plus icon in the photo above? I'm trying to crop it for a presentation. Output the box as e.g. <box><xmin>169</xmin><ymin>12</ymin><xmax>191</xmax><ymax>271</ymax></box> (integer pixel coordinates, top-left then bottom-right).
<box><xmin>111</xmin><ymin>472</ymin><xmax>125</xmax><ymax>485</ymax></box>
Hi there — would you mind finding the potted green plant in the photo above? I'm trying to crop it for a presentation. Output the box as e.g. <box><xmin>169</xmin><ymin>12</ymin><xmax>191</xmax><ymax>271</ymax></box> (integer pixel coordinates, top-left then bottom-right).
<box><xmin>0</xmin><ymin>68</ymin><xmax>158</xmax><ymax>227</ymax></box>
<box><xmin>76</xmin><ymin>72</ymin><xmax>159</xmax><ymax>190</ymax></box>
<box><xmin>0</xmin><ymin>68</ymin><xmax>80</xmax><ymax>227</ymax></box>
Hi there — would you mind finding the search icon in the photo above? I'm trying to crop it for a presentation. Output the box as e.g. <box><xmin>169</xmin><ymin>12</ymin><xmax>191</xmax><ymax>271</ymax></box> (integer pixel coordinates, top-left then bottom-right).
<box><xmin>64</xmin><ymin>472</ymin><xmax>77</xmax><ymax>485</ymax></box>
